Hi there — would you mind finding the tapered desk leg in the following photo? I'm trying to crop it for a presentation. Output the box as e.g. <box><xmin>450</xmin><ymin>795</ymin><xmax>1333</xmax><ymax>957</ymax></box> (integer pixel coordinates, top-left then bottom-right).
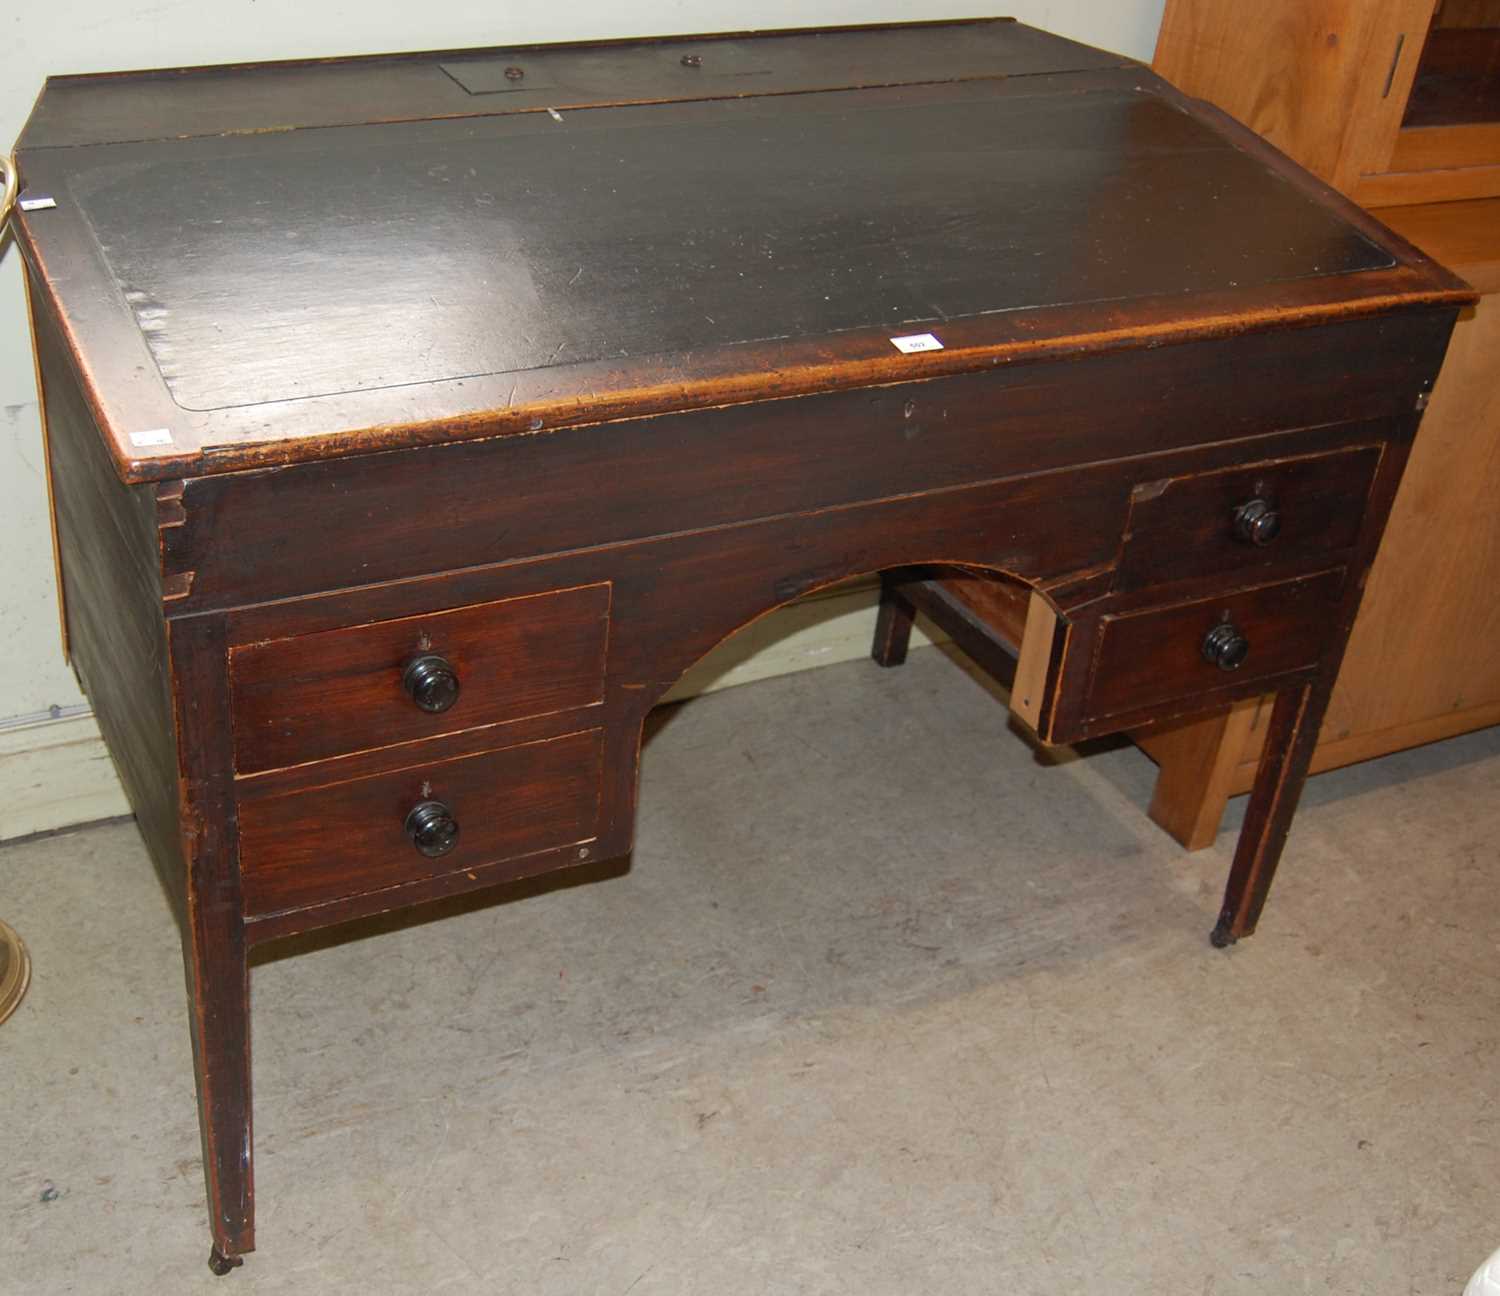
<box><xmin>872</xmin><ymin>574</ymin><xmax>916</xmax><ymax>667</ymax></box>
<box><xmin>185</xmin><ymin>903</ymin><xmax>252</xmax><ymax>1274</ymax></box>
<box><xmin>1212</xmin><ymin>682</ymin><xmax>1330</xmax><ymax>947</ymax></box>
<box><xmin>169</xmin><ymin>617</ymin><xmax>254</xmax><ymax>1273</ymax></box>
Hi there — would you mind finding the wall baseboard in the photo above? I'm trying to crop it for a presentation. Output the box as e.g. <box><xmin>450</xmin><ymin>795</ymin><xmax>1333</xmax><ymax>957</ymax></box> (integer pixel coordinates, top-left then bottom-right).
<box><xmin>0</xmin><ymin>712</ymin><xmax>131</xmax><ymax>842</ymax></box>
<box><xmin>0</xmin><ymin>586</ymin><xmax>940</xmax><ymax>844</ymax></box>
<box><xmin>662</xmin><ymin>583</ymin><xmax>941</xmax><ymax>703</ymax></box>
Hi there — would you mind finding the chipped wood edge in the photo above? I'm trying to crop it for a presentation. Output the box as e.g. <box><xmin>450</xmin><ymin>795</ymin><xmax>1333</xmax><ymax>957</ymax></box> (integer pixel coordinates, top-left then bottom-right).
<box><xmin>23</xmin><ymin>269</ymin><xmax>68</xmax><ymax>664</ymax></box>
<box><xmin>1010</xmin><ymin>591</ymin><xmax>1061</xmax><ymax>733</ymax></box>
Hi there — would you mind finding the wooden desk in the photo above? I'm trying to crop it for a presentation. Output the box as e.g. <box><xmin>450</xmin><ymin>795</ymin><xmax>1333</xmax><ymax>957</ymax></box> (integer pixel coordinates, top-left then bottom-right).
<box><xmin>7</xmin><ymin>20</ymin><xmax>1470</xmax><ymax>1274</ymax></box>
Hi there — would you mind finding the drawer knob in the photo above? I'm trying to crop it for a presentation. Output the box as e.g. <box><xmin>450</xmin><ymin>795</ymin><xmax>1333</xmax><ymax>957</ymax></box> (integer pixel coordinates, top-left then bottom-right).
<box><xmin>1202</xmin><ymin>621</ymin><xmax>1250</xmax><ymax>671</ymax></box>
<box><xmin>1232</xmin><ymin>498</ymin><xmax>1281</xmax><ymax>547</ymax></box>
<box><xmin>404</xmin><ymin>799</ymin><xmax>460</xmax><ymax>858</ymax></box>
<box><xmin>403</xmin><ymin>653</ymin><xmax>460</xmax><ymax>713</ymax></box>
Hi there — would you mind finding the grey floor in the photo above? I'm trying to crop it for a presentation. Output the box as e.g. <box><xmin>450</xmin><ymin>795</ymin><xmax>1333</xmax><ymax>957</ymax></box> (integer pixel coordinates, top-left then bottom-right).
<box><xmin>3</xmin><ymin>645</ymin><xmax>1498</xmax><ymax>1294</ymax></box>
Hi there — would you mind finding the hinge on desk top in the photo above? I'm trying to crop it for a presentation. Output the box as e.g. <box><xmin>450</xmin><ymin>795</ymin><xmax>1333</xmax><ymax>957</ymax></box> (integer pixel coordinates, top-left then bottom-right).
<box><xmin>1414</xmin><ymin>391</ymin><xmax>1430</xmax><ymax>412</ymax></box>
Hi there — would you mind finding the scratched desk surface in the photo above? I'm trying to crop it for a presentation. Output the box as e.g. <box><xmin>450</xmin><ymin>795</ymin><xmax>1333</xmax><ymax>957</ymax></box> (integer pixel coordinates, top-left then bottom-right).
<box><xmin>12</xmin><ymin>21</ymin><xmax>1455</xmax><ymax>481</ymax></box>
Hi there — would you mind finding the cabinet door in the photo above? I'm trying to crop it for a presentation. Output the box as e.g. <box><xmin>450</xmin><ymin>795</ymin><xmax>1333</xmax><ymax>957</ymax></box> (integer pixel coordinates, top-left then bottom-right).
<box><xmin>1320</xmin><ymin>296</ymin><xmax>1500</xmax><ymax>749</ymax></box>
<box><xmin>1153</xmin><ymin>0</ymin><xmax>1439</xmax><ymax>197</ymax></box>
<box><xmin>1360</xmin><ymin>1</ymin><xmax>1500</xmax><ymax>204</ymax></box>
<box><xmin>1332</xmin><ymin>0</ymin><xmax>1441</xmax><ymax>191</ymax></box>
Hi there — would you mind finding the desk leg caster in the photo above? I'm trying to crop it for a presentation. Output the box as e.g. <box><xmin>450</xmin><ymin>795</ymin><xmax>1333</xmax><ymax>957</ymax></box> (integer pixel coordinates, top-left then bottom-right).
<box><xmin>209</xmin><ymin>1246</ymin><xmax>244</xmax><ymax>1277</ymax></box>
<box><xmin>1209</xmin><ymin>918</ymin><xmax>1238</xmax><ymax>949</ymax></box>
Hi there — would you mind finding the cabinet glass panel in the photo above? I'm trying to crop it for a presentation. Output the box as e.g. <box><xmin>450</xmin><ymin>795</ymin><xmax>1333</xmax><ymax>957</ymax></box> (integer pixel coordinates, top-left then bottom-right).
<box><xmin>1403</xmin><ymin>0</ymin><xmax>1500</xmax><ymax>127</ymax></box>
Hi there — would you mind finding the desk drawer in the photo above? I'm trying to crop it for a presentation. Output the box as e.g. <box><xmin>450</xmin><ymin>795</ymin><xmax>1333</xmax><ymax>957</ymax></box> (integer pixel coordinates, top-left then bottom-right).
<box><xmin>238</xmin><ymin>728</ymin><xmax>604</xmax><ymax>916</ymax></box>
<box><xmin>231</xmin><ymin>583</ymin><xmax>610</xmax><ymax>774</ymax></box>
<box><xmin>1118</xmin><ymin>447</ymin><xmax>1381</xmax><ymax>589</ymax></box>
<box><xmin>1079</xmin><ymin>569</ymin><xmax>1346</xmax><ymax>726</ymax></box>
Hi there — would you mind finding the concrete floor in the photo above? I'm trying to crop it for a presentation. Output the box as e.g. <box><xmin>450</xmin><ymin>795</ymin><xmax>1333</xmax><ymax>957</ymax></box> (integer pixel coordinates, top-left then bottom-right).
<box><xmin>3</xmin><ymin>645</ymin><xmax>1498</xmax><ymax>1294</ymax></box>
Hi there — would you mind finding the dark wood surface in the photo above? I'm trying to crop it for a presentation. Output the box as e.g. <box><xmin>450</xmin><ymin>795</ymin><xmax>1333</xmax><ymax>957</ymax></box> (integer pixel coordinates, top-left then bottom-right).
<box><xmin>18</xmin><ymin>20</ymin><xmax>1126</xmax><ymax>148</ymax></box>
<box><xmin>157</xmin><ymin>317</ymin><xmax>1450</xmax><ymax>615</ymax></box>
<box><xmin>165</xmin><ymin>613</ymin><xmax>254</xmax><ymax>1265</ymax></box>
<box><xmin>21</xmin><ymin>20</ymin><xmax>1473</xmax><ymax>1274</ymax></box>
<box><xmin>1405</xmin><ymin>26</ymin><xmax>1500</xmax><ymax>128</ymax></box>
<box><xmin>29</xmin><ymin>284</ymin><xmax>185</xmax><ymax>919</ymax></box>
<box><xmin>50</xmin><ymin>89</ymin><xmax>1390</xmax><ymax>415</ymax></box>
<box><xmin>12</xmin><ymin>23</ymin><xmax>1468</xmax><ymax>483</ymax></box>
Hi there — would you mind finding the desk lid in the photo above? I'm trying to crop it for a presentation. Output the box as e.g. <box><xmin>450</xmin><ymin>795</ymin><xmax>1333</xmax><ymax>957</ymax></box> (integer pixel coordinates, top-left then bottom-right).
<box><xmin>12</xmin><ymin>20</ymin><xmax>1475</xmax><ymax>483</ymax></box>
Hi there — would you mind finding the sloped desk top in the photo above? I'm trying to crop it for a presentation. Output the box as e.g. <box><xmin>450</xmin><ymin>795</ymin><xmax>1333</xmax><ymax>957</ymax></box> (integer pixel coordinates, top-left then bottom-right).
<box><xmin>13</xmin><ymin>19</ymin><xmax>1462</xmax><ymax>483</ymax></box>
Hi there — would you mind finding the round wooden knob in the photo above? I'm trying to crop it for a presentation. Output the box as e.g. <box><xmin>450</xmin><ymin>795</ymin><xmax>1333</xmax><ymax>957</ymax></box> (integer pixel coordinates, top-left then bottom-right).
<box><xmin>404</xmin><ymin>799</ymin><xmax>459</xmax><ymax>858</ymax></box>
<box><xmin>402</xmin><ymin>653</ymin><xmax>460</xmax><ymax>713</ymax></box>
<box><xmin>1202</xmin><ymin>621</ymin><xmax>1250</xmax><ymax>671</ymax></box>
<box><xmin>1232</xmin><ymin>497</ymin><xmax>1281</xmax><ymax>546</ymax></box>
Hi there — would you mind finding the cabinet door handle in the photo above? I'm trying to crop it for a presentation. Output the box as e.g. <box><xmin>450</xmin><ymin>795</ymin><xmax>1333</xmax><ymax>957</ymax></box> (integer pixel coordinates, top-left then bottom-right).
<box><xmin>1202</xmin><ymin>621</ymin><xmax>1250</xmax><ymax>671</ymax></box>
<box><xmin>1232</xmin><ymin>497</ymin><xmax>1281</xmax><ymax>546</ymax></box>
<box><xmin>404</xmin><ymin>799</ymin><xmax>459</xmax><ymax>858</ymax></box>
<box><xmin>402</xmin><ymin>653</ymin><xmax>461</xmax><ymax>713</ymax></box>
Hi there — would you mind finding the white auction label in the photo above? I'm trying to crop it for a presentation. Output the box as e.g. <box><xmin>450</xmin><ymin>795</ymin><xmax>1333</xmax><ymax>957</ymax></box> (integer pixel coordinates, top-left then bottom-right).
<box><xmin>19</xmin><ymin>196</ymin><xmax>58</xmax><ymax>211</ymax></box>
<box><xmin>129</xmin><ymin>428</ymin><xmax>174</xmax><ymax>447</ymax></box>
<box><xmin>890</xmin><ymin>332</ymin><xmax>943</xmax><ymax>354</ymax></box>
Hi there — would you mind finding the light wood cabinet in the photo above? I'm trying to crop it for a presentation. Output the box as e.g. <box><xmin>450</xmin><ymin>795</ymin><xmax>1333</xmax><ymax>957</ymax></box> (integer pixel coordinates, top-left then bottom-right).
<box><xmin>1155</xmin><ymin>0</ymin><xmax>1500</xmax><ymax>206</ymax></box>
<box><xmin>1141</xmin><ymin>1</ymin><xmax>1500</xmax><ymax>847</ymax></box>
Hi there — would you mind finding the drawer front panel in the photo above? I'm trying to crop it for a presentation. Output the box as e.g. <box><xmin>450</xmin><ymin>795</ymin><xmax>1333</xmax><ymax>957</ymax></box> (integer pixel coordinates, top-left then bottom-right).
<box><xmin>231</xmin><ymin>583</ymin><xmax>610</xmax><ymax>774</ymax></box>
<box><xmin>1082</xmin><ymin>570</ymin><xmax>1346</xmax><ymax>723</ymax></box>
<box><xmin>238</xmin><ymin>728</ymin><xmax>604</xmax><ymax>916</ymax></box>
<box><xmin>1118</xmin><ymin>446</ymin><xmax>1381</xmax><ymax>589</ymax></box>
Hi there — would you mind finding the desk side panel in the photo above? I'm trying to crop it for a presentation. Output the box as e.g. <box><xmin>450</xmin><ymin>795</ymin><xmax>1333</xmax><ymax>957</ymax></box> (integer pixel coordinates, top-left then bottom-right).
<box><xmin>33</xmin><ymin>281</ymin><xmax>185</xmax><ymax>919</ymax></box>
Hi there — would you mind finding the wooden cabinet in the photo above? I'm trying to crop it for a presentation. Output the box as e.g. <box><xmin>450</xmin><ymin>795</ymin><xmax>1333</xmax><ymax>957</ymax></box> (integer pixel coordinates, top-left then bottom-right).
<box><xmin>1139</xmin><ymin>1</ymin><xmax>1500</xmax><ymax>848</ymax></box>
<box><xmin>1154</xmin><ymin>0</ymin><xmax>1500</xmax><ymax>205</ymax></box>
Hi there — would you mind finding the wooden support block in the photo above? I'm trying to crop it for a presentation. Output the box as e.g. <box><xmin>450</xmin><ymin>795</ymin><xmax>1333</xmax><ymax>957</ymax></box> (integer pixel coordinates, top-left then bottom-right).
<box><xmin>1135</xmin><ymin>696</ymin><xmax>1262</xmax><ymax>850</ymax></box>
<box><xmin>1011</xmin><ymin>592</ymin><xmax>1063</xmax><ymax>736</ymax></box>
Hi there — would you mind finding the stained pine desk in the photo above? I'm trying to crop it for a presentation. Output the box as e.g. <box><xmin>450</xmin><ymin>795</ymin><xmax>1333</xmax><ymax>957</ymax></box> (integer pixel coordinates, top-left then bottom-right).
<box><xmin>8</xmin><ymin>19</ymin><xmax>1470</xmax><ymax>1274</ymax></box>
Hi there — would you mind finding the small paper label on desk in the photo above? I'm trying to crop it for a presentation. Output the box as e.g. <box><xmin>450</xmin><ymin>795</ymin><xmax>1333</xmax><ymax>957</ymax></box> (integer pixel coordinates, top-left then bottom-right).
<box><xmin>19</xmin><ymin>196</ymin><xmax>58</xmax><ymax>212</ymax></box>
<box><xmin>129</xmin><ymin>427</ymin><xmax>174</xmax><ymax>448</ymax></box>
<box><xmin>890</xmin><ymin>332</ymin><xmax>943</xmax><ymax>354</ymax></box>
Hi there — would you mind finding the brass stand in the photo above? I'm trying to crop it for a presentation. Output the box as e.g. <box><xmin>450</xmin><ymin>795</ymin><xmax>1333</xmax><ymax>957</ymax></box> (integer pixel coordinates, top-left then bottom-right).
<box><xmin>1</xmin><ymin>158</ymin><xmax>32</xmax><ymax>1026</ymax></box>
<box><xmin>0</xmin><ymin>919</ymin><xmax>31</xmax><ymax>1025</ymax></box>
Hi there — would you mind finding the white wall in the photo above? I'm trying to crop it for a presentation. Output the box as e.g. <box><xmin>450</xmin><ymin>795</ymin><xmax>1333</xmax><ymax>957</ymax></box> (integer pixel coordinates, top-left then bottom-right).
<box><xmin>0</xmin><ymin>1</ymin><xmax>1163</xmax><ymax>829</ymax></box>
